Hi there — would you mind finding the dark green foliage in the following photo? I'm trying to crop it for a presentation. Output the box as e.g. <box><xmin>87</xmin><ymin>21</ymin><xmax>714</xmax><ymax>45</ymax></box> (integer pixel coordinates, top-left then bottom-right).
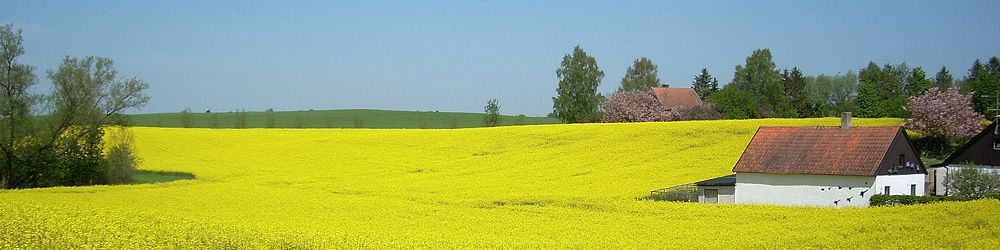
<box><xmin>0</xmin><ymin>23</ymin><xmax>149</xmax><ymax>188</ymax></box>
<box><xmin>130</xmin><ymin>170</ymin><xmax>195</xmax><ymax>184</ymax></box>
<box><xmin>934</xmin><ymin>66</ymin><xmax>954</xmax><ymax>90</ymax></box>
<box><xmin>553</xmin><ymin>46</ymin><xmax>604</xmax><ymax>123</ymax></box>
<box><xmin>710</xmin><ymin>85</ymin><xmax>758</xmax><ymax>119</ymax></box>
<box><xmin>617</xmin><ymin>57</ymin><xmax>660</xmax><ymax>92</ymax></box>
<box><xmin>870</xmin><ymin>194</ymin><xmax>974</xmax><ymax>206</ymax></box>
<box><xmin>965</xmin><ymin>58</ymin><xmax>1000</xmax><ymax>117</ymax></box>
<box><xmin>906</xmin><ymin>67</ymin><xmax>934</xmax><ymax>96</ymax></box>
<box><xmin>781</xmin><ymin>67</ymin><xmax>809</xmax><ymax>117</ymax></box>
<box><xmin>483</xmin><ymin>98</ymin><xmax>501</xmax><ymax>127</ymax></box>
<box><xmin>805</xmin><ymin>72</ymin><xmax>858</xmax><ymax>117</ymax></box>
<box><xmin>691</xmin><ymin>68</ymin><xmax>719</xmax><ymax>100</ymax></box>
<box><xmin>722</xmin><ymin>49</ymin><xmax>793</xmax><ymax>118</ymax></box>
<box><xmin>515</xmin><ymin>114</ymin><xmax>526</xmax><ymax>125</ymax></box>
<box><xmin>293</xmin><ymin>113</ymin><xmax>304</xmax><ymax>128</ymax></box>
<box><xmin>856</xmin><ymin>62</ymin><xmax>908</xmax><ymax>117</ymax></box>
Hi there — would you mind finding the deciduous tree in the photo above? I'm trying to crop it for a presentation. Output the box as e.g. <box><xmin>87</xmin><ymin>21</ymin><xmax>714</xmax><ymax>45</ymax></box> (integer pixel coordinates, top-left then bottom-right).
<box><xmin>483</xmin><ymin>98</ymin><xmax>501</xmax><ymax>127</ymax></box>
<box><xmin>617</xmin><ymin>57</ymin><xmax>660</xmax><ymax>92</ymax></box>
<box><xmin>553</xmin><ymin>46</ymin><xmax>604</xmax><ymax>123</ymax></box>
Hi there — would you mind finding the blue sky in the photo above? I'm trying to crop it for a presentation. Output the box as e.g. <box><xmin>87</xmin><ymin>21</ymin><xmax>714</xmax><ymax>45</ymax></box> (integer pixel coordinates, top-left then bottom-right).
<box><xmin>3</xmin><ymin>1</ymin><xmax>999</xmax><ymax>116</ymax></box>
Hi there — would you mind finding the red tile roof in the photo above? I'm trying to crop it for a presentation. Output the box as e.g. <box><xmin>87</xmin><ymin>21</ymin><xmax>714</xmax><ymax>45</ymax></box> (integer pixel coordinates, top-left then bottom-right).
<box><xmin>732</xmin><ymin>126</ymin><xmax>903</xmax><ymax>176</ymax></box>
<box><xmin>651</xmin><ymin>87</ymin><xmax>702</xmax><ymax>110</ymax></box>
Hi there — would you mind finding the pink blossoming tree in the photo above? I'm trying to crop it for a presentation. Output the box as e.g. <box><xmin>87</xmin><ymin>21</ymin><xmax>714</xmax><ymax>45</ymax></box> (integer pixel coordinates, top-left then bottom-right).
<box><xmin>602</xmin><ymin>90</ymin><xmax>678</xmax><ymax>122</ymax></box>
<box><xmin>906</xmin><ymin>87</ymin><xmax>984</xmax><ymax>140</ymax></box>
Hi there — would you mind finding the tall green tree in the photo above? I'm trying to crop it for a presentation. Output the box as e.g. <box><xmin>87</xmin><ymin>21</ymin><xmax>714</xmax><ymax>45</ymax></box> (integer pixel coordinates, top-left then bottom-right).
<box><xmin>906</xmin><ymin>67</ymin><xmax>933</xmax><ymax>96</ymax></box>
<box><xmin>965</xmin><ymin>58</ymin><xmax>1000</xmax><ymax>116</ymax></box>
<box><xmin>934</xmin><ymin>66</ymin><xmax>954</xmax><ymax>90</ymax></box>
<box><xmin>856</xmin><ymin>62</ymin><xmax>907</xmax><ymax>117</ymax></box>
<box><xmin>781</xmin><ymin>67</ymin><xmax>808</xmax><ymax>117</ymax></box>
<box><xmin>723</xmin><ymin>48</ymin><xmax>791</xmax><ymax>118</ymax></box>
<box><xmin>617</xmin><ymin>57</ymin><xmax>660</xmax><ymax>92</ymax></box>
<box><xmin>691</xmin><ymin>68</ymin><xmax>719</xmax><ymax>100</ymax></box>
<box><xmin>553</xmin><ymin>45</ymin><xmax>604</xmax><ymax>123</ymax></box>
<box><xmin>805</xmin><ymin>72</ymin><xmax>858</xmax><ymax>117</ymax></box>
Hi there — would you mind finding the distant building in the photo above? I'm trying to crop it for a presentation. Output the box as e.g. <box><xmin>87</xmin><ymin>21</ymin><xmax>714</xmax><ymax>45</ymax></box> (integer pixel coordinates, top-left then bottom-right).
<box><xmin>928</xmin><ymin>119</ymin><xmax>1000</xmax><ymax>196</ymax></box>
<box><xmin>692</xmin><ymin>113</ymin><xmax>926</xmax><ymax>207</ymax></box>
<box><xmin>650</xmin><ymin>85</ymin><xmax>702</xmax><ymax>111</ymax></box>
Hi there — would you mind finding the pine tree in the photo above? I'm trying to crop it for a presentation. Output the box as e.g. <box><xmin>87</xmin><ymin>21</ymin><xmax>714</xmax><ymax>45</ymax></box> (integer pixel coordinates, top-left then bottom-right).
<box><xmin>934</xmin><ymin>66</ymin><xmax>954</xmax><ymax>90</ymax></box>
<box><xmin>781</xmin><ymin>67</ymin><xmax>808</xmax><ymax>117</ymax></box>
<box><xmin>857</xmin><ymin>62</ymin><xmax>885</xmax><ymax>117</ymax></box>
<box><xmin>966</xmin><ymin>58</ymin><xmax>1000</xmax><ymax>116</ymax></box>
<box><xmin>906</xmin><ymin>67</ymin><xmax>933</xmax><ymax>96</ymax></box>
<box><xmin>691</xmin><ymin>68</ymin><xmax>718</xmax><ymax>100</ymax></box>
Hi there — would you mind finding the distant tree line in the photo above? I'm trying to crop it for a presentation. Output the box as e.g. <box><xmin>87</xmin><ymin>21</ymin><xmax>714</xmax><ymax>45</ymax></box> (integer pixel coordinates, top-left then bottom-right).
<box><xmin>0</xmin><ymin>24</ymin><xmax>148</xmax><ymax>188</ymax></box>
<box><xmin>550</xmin><ymin>45</ymin><xmax>998</xmax><ymax>123</ymax></box>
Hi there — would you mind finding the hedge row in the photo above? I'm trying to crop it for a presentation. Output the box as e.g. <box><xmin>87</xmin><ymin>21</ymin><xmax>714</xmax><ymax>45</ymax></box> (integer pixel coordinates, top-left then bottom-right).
<box><xmin>870</xmin><ymin>194</ymin><xmax>999</xmax><ymax>206</ymax></box>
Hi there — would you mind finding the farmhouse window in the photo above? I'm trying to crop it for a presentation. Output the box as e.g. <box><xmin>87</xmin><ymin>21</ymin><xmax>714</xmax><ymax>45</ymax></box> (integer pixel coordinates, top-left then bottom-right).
<box><xmin>910</xmin><ymin>184</ymin><xmax>916</xmax><ymax>196</ymax></box>
<box><xmin>884</xmin><ymin>186</ymin><xmax>891</xmax><ymax>195</ymax></box>
<box><xmin>994</xmin><ymin>138</ymin><xmax>1000</xmax><ymax>150</ymax></box>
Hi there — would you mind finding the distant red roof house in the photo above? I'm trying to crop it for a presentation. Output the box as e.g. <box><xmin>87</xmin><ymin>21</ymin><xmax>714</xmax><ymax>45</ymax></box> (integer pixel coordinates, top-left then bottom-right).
<box><xmin>732</xmin><ymin>126</ymin><xmax>925</xmax><ymax>176</ymax></box>
<box><xmin>650</xmin><ymin>86</ymin><xmax>702</xmax><ymax>111</ymax></box>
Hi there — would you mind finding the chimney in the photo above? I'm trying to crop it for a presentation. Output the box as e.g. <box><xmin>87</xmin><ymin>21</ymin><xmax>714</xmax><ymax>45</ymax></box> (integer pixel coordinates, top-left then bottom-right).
<box><xmin>841</xmin><ymin>112</ymin><xmax>852</xmax><ymax>130</ymax></box>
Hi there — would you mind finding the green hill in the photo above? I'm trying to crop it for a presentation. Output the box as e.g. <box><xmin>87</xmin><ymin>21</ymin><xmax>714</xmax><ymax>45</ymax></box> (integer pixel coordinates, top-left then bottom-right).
<box><xmin>126</xmin><ymin>109</ymin><xmax>561</xmax><ymax>129</ymax></box>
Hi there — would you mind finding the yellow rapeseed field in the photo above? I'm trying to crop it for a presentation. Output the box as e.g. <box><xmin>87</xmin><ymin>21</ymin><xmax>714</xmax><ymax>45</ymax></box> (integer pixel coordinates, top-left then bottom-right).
<box><xmin>1</xmin><ymin>118</ymin><xmax>998</xmax><ymax>248</ymax></box>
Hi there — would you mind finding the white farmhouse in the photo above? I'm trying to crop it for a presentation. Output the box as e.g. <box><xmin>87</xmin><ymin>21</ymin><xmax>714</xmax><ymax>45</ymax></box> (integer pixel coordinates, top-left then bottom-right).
<box><xmin>729</xmin><ymin>115</ymin><xmax>926</xmax><ymax>207</ymax></box>
<box><xmin>928</xmin><ymin>119</ymin><xmax>1000</xmax><ymax>196</ymax></box>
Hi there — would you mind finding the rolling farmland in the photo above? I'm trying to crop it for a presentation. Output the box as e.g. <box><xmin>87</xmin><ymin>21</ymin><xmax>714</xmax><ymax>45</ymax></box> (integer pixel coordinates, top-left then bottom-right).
<box><xmin>1</xmin><ymin>118</ymin><xmax>998</xmax><ymax>248</ymax></box>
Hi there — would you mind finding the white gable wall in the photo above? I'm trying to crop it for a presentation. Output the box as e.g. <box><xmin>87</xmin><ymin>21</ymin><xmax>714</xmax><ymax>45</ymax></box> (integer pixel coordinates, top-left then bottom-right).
<box><xmin>873</xmin><ymin>174</ymin><xmax>925</xmax><ymax>196</ymax></box>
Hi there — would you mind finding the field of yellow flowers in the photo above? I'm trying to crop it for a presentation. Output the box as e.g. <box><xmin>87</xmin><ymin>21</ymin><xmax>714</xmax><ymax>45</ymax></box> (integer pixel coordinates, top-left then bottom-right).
<box><xmin>1</xmin><ymin>118</ymin><xmax>998</xmax><ymax>248</ymax></box>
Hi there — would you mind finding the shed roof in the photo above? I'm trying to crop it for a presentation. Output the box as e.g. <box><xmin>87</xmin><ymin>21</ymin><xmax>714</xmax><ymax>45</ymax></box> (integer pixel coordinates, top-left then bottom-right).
<box><xmin>732</xmin><ymin>126</ymin><xmax>903</xmax><ymax>176</ymax></box>
<box><xmin>695</xmin><ymin>174</ymin><xmax>736</xmax><ymax>186</ymax></box>
<box><xmin>651</xmin><ymin>87</ymin><xmax>702</xmax><ymax>110</ymax></box>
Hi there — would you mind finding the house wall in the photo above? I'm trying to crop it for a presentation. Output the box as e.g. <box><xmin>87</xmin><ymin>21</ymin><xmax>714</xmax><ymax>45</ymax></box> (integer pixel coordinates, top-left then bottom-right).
<box><xmin>929</xmin><ymin>165</ymin><xmax>1000</xmax><ymax>196</ymax></box>
<box><xmin>697</xmin><ymin>186</ymin><xmax>735</xmax><ymax>204</ymax></box>
<box><xmin>872</xmin><ymin>174</ymin><xmax>925</xmax><ymax>196</ymax></box>
<box><xmin>736</xmin><ymin>173</ymin><xmax>876</xmax><ymax>207</ymax></box>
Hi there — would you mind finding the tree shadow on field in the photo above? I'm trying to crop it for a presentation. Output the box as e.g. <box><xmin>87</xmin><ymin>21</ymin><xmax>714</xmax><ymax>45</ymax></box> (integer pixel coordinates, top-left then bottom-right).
<box><xmin>130</xmin><ymin>170</ymin><xmax>196</xmax><ymax>184</ymax></box>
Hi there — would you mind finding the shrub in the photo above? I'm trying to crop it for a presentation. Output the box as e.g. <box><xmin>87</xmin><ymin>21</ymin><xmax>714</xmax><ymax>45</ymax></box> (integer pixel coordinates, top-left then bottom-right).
<box><xmin>678</xmin><ymin>103</ymin><xmax>724</xmax><ymax>121</ymax></box>
<box><xmin>946</xmin><ymin>166</ymin><xmax>1000</xmax><ymax>198</ymax></box>
<box><xmin>870</xmin><ymin>195</ymin><xmax>973</xmax><ymax>206</ymax></box>
<box><xmin>602</xmin><ymin>90</ymin><xmax>676</xmax><ymax>122</ymax></box>
<box><xmin>103</xmin><ymin>127</ymin><xmax>138</xmax><ymax>184</ymax></box>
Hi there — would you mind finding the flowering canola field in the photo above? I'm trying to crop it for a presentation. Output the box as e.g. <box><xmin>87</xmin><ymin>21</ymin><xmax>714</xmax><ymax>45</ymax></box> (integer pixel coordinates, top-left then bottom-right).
<box><xmin>1</xmin><ymin>118</ymin><xmax>998</xmax><ymax>248</ymax></box>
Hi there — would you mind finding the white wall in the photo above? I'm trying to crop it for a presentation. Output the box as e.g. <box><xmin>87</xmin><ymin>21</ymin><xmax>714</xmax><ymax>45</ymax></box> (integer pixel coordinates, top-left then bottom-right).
<box><xmin>873</xmin><ymin>174</ymin><xmax>925</xmax><ymax>196</ymax></box>
<box><xmin>736</xmin><ymin>173</ymin><xmax>876</xmax><ymax>207</ymax></box>
<box><xmin>698</xmin><ymin>186</ymin><xmax>735</xmax><ymax>204</ymax></box>
<box><xmin>930</xmin><ymin>165</ymin><xmax>1000</xmax><ymax>196</ymax></box>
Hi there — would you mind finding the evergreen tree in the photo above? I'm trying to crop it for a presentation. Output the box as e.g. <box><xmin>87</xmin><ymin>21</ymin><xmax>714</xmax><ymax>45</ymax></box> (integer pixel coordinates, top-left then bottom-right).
<box><xmin>617</xmin><ymin>57</ymin><xmax>660</xmax><ymax>92</ymax></box>
<box><xmin>966</xmin><ymin>58</ymin><xmax>1000</xmax><ymax>116</ymax></box>
<box><xmin>857</xmin><ymin>62</ymin><xmax>885</xmax><ymax>117</ymax></box>
<box><xmin>553</xmin><ymin>46</ymin><xmax>604</xmax><ymax>123</ymax></box>
<box><xmin>781</xmin><ymin>67</ymin><xmax>809</xmax><ymax>117</ymax></box>
<box><xmin>934</xmin><ymin>66</ymin><xmax>954</xmax><ymax>90</ymax></box>
<box><xmin>691</xmin><ymin>68</ymin><xmax>719</xmax><ymax>100</ymax></box>
<box><xmin>906</xmin><ymin>67</ymin><xmax>933</xmax><ymax>96</ymax></box>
